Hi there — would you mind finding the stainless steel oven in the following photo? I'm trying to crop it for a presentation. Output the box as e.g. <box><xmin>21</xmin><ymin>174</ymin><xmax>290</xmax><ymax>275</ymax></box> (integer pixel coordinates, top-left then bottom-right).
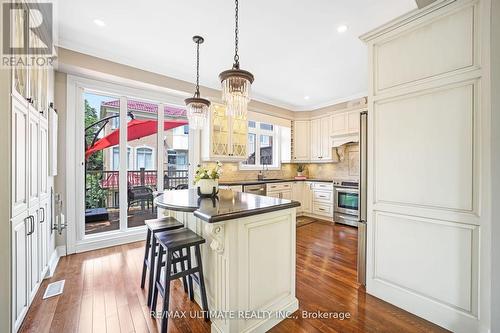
<box><xmin>335</xmin><ymin>187</ymin><xmax>359</xmax><ymax>215</ymax></box>
<box><xmin>333</xmin><ymin>182</ymin><xmax>359</xmax><ymax>227</ymax></box>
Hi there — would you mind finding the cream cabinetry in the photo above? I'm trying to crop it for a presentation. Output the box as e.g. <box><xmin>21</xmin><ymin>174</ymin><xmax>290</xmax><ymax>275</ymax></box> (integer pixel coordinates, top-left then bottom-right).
<box><xmin>11</xmin><ymin>212</ymin><xmax>29</xmax><ymax>331</ymax></box>
<box><xmin>202</xmin><ymin>104</ymin><xmax>247</xmax><ymax>161</ymax></box>
<box><xmin>291</xmin><ymin>120</ymin><xmax>310</xmax><ymax>161</ymax></box>
<box><xmin>11</xmin><ymin>75</ymin><xmax>54</xmax><ymax>333</ymax></box>
<box><xmin>331</xmin><ymin>110</ymin><xmax>360</xmax><ymax>136</ymax></box>
<box><xmin>267</xmin><ymin>182</ymin><xmax>292</xmax><ymax>200</ymax></box>
<box><xmin>310</xmin><ymin>116</ymin><xmax>333</xmax><ymax>161</ymax></box>
<box><xmin>360</xmin><ymin>1</ymin><xmax>488</xmax><ymax>331</ymax></box>
<box><xmin>219</xmin><ymin>185</ymin><xmax>243</xmax><ymax>192</ymax></box>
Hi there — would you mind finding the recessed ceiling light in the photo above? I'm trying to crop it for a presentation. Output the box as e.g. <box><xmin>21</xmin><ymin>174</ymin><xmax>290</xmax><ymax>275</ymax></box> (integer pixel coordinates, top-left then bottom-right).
<box><xmin>304</xmin><ymin>96</ymin><xmax>310</xmax><ymax>100</ymax></box>
<box><xmin>93</xmin><ymin>19</ymin><xmax>106</xmax><ymax>27</ymax></box>
<box><xmin>337</xmin><ymin>25</ymin><xmax>348</xmax><ymax>33</ymax></box>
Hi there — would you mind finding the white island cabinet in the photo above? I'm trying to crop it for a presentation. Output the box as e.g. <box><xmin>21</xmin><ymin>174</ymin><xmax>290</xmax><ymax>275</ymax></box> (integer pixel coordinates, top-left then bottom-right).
<box><xmin>155</xmin><ymin>189</ymin><xmax>300</xmax><ymax>333</ymax></box>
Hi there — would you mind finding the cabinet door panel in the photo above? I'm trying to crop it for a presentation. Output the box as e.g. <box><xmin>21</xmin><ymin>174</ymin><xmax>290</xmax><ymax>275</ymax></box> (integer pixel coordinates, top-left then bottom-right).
<box><xmin>12</xmin><ymin>98</ymin><xmax>29</xmax><ymax>216</ymax></box>
<box><xmin>281</xmin><ymin>190</ymin><xmax>292</xmax><ymax>200</ymax></box>
<box><xmin>320</xmin><ymin>118</ymin><xmax>332</xmax><ymax>159</ymax></box>
<box><xmin>12</xmin><ymin>213</ymin><xmax>29</xmax><ymax>329</ymax></box>
<box><xmin>39</xmin><ymin>200</ymin><xmax>49</xmax><ymax>276</ymax></box>
<box><xmin>331</xmin><ymin>113</ymin><xmax>347</xmax><ymax>135</ymax></box>
<box><xmin>39</xmin><ymin>120</ymin><xmax>49</xmax><ymax>199</ymax></box>
<box><xmin>347</xmin><ymin>111</ymin><xmax>360</xmax><ymax>134</ymax></box>
<box><xmin>28</xmin><ymin>206</ymin><xmax>40</xmax><ymax>302</ymax></box>
<box><xmin>292</xmin><ymin>121</ymin><xmax>310</xmax><ymax>161</ymax></box>
<box><xmin>28</xmin><ymin>110</ymin><xmax>39</xmax><ymax>207</ymax></box>
<box><xmin>310</xmin><ymin>119</ymin><xmax>321</xmax><ymax>160</ymax></box>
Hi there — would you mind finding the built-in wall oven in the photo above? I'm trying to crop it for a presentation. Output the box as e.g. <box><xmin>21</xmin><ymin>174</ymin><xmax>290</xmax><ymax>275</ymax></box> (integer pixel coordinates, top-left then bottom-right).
<box><xmin>333</xmin><ymin>181</ymin><xmax>359</xmax><ymax>227</ymax></box>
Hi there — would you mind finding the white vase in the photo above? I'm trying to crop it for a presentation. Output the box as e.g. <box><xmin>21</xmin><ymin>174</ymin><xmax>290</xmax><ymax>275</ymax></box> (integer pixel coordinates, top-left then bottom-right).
<box><xmin>197</xmin><ymin>179</ymin><xmax>219</xmax><ymax>195</ymax></box>
<box><xmin>297</xmin><ymin>171</ymin><xmax>304</xmax><ymax>177</ymax></box>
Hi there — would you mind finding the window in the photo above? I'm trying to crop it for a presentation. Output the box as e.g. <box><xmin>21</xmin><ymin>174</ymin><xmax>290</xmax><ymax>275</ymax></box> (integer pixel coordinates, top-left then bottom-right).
<box><xmin>183</xmin><ymin>125</ymin><xmax>189</xmax><ymax>135</ymax></box>
<box><xmin>241</xmin><ymin>121</ymin><xmax>279</xmax><ymax>170</ymax></box>
<box><xmin>136</xmin><ymin>147</ymin><xmax>153</xmax><ymax>170</ymax></box>
<box><xmin>167</xmin><ymin>150</ymin><xmax>189</xmax><ymax>170</ymax></box>
<box><xmin>112</xmin><ymin>147</ymin><xmax>131</xmax><ymax>170</ymax></box>
<box><xmin>110</xmin><ymin>116</ymin><xmax>119</xmax><ymax>129</ymax></box>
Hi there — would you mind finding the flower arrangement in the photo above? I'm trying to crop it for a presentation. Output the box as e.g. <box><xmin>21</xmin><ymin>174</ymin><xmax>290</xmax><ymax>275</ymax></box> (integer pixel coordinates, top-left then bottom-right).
<box><xmin>194</xmin><ymin>161</ymin><xmax>223</xmax><ymax>184</ymax></box>
<box><xmin>296</xmin><ymin>164</ymin><xmax>306</xmax><ymax>173</ymax></box>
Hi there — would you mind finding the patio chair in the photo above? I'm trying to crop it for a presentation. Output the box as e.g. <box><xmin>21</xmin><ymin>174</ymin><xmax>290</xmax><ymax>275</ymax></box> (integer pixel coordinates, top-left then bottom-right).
<box><xmin>128</xmin><ymin>184</ymin><xmax>154</xmax><ymax>213</ymax></box>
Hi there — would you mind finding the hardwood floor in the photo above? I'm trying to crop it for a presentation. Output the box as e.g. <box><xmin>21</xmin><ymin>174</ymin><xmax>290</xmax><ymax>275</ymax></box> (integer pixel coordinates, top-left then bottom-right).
<box><xmin>19</xmin><ymin>220</ymin><xmax>448</xmax><ymax>333</ymax></box>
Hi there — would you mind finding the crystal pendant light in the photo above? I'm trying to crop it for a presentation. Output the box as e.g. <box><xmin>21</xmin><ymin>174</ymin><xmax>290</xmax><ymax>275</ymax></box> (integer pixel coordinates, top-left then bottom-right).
<box><xmin>219</xmin><ymin>0</ymin><xmax>254</xmax><ymax>118</ymax></box>
<box><xmin>185</xmin><ymin>36</ymin><xmax>210</xmax><ymax>130</ymax></box>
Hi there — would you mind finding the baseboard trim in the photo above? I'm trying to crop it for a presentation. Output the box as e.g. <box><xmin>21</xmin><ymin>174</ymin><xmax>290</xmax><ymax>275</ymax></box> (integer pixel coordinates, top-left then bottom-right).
<box><xmin>300</xmin><ymin>212</ymin><xmax>334</xmax><ymax>222</ymax></box>
<box><xmin>46</xmin><ymin>248</ymin><xmax>60</xmax><ymax>278</ymax></box>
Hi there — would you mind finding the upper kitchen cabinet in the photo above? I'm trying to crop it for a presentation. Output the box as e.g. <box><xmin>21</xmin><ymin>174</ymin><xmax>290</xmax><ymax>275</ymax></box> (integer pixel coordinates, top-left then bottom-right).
<box><xmin>202</xmin><ymin>103</ymin><xmax>247</xmax><ymax>161</ymax></box>
<box><xmin>292</xmin><ymin>120</ymin><xmax>310</xmax><ymax>162</ymax></box>
<box><xmin>331</xmin><ymin>110</ymin><xmax>360</xmax><ymax>136</ymax></box>
<box><xmin>310</xmin><ymin>116</ymin><xmax>332</xmax><ymax>162</ymax></box>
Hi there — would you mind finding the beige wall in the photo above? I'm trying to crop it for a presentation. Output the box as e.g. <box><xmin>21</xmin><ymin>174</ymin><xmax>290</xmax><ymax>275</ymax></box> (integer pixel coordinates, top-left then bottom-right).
<box><xmin>54</xmin><ymin>71</ymin><xmax>68</xmax><ymax>247</ymax></box>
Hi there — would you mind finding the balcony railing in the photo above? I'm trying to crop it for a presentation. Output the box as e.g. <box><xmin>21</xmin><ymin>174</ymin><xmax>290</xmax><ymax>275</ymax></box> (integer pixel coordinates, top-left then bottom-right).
<box><xmin>86</xmin><ymin>168</ymin><xmax>189</xmax><ymax>210</ymax></box>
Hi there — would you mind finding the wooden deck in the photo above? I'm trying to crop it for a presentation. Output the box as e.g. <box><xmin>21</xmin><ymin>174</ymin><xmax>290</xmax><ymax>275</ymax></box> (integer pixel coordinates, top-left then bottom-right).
<box><xmin>19</xmin><ymin>219</ymin><xmax>448</xmax><ymax>333</ymax></box>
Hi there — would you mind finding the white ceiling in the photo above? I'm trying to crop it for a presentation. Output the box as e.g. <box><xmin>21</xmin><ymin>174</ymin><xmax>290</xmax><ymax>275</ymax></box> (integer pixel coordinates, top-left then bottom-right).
<box><xmin>56</xmin><ymin>0</ymin><xmax>417</xmax><ymax>111</ymax></box>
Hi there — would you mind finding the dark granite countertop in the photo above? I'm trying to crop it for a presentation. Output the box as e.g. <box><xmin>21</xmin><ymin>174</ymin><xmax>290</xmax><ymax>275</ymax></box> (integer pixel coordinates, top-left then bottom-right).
<box><xmin>154</xmin><ymin>189</ymin><xmax>300</xmax><ymax>223</ymax></box>
<box><xmin>219</xmin><ymin>178</ymin><xmax>332</xmax><ymax>186</ymax></box>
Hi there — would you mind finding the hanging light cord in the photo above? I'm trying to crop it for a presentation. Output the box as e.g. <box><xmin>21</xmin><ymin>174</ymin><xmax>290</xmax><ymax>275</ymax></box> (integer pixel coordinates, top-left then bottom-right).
<box><xmin>195</xmin><ymin>39</ymin><xmax>200</xmax><ymax>97</ymax></box>
<box><xmin>233</xmin><ymin>0</ymin><xmax>239</xmax><ymax>67</ymax></box>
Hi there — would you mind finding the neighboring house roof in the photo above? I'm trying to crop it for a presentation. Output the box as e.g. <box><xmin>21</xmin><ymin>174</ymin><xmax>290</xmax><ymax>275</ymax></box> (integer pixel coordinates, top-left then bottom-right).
<box><xmin>101</xmin><ymin>99</ymin><xmax>187</xmax><ymax>118</ymax></box>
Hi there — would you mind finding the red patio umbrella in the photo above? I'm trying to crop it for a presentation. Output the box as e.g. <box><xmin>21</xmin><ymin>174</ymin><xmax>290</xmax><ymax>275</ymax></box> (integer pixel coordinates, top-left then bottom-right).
<box><xmin>85</xmin><ymin>119</ymin><xmax>188</xmax><ymax>159</ymax></box>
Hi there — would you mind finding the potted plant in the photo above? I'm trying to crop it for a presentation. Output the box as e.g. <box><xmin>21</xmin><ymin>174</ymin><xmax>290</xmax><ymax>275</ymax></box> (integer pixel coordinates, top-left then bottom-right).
<box><xmin>296</xmin><ymin>164</ymin><xmax>306</xmax><ymax>177</ymax></box>
<box><xmin>194</xmin><ymin>161</ymin><xmax>223</xmax><ymax>196</ymax></box>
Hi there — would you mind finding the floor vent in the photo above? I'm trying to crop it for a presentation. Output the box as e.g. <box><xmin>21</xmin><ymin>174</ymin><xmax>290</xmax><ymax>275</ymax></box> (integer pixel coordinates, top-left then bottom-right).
<box><xmin>43</xmin><ymin>280</ymin><xmax>65</xmax><ymax>299</ymax></box>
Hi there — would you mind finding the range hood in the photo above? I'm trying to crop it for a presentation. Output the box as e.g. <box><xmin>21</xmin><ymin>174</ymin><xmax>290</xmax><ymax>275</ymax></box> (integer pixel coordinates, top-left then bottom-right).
<box><xmin>331</xmin><ymin>133</ymin><xmax>359</xmax><ymax>148</ymax></box>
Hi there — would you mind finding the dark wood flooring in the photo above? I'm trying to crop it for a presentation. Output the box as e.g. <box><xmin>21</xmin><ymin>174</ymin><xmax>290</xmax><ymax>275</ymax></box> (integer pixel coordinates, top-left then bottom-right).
<box><xmin>19</xmin><ymin>220</ymin><xmax>448</xmax><ymax>333</ymax></box>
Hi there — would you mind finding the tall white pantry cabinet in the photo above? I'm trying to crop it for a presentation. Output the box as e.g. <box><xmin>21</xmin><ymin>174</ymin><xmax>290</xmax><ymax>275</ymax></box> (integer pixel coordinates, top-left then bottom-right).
<box><xmin>7</xmin><ymin>6</ymin><xmax>57</xmax><ymax>333</ymax></box>
<box><xmin>361</xmin><ymin>0</ymin><xmax>492</xmax><ymax>332</ymax></box>
<box><xmin>11</xmin><ymin>72</ymin><xmax>56</xmax><ymax>332</ymax></box>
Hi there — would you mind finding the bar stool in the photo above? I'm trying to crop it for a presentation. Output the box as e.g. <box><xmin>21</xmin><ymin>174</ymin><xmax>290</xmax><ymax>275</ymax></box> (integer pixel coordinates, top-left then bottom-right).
<box><xmin>151</xmin><ymin>228</ymin><xmax>209</xmax><ymax>333</ymax></box>
<box><xmin>141</xmin><ymin>216</ymin><xmax>184</xmax><ymax>307</ymax></box>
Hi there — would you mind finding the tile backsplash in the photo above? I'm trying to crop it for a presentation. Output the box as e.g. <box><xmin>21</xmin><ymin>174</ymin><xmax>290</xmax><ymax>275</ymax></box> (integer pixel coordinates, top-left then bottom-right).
<box><xmin>207</xmin><ymin>143</ymin><xmax>359</xmax><ymax>182</ymax></box>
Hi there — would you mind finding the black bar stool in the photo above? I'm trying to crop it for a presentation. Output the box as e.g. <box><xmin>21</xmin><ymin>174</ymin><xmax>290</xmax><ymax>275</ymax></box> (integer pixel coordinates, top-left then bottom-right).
<box><xmin>151</xmin><ymin>228</ymin><xmax>210</xmax><ymax>333</ymax></box>
<box><xmin>141</xmin><ymin>216</ymin><xmax>184</xmax><ymax>307</ymax></box>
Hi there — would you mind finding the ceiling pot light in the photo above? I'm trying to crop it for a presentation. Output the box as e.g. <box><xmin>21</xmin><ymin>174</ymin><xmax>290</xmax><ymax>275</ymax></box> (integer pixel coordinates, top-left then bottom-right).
<box><xmin>304</xmin><ymin>96</ymin><xmax>310</xmax><ymax>100</ymax></box>
<box><xmin>337</xmin><ymin>24</ymin><xmax>348</xmax><ymax>33</ymax></box>
<box><xmin>185</xmin><ymin>35</ymin><xmax>210</xmax><ymax>130</ymax></box>
<box><xmin>93</xmin><ymin>19</ymin><xmax>106</xmax><ymax>27</ymax></box>
<box><xmin>219</xmin><ymin>0</ymin><xmax>254</xmax><ymax>119</ymax></box>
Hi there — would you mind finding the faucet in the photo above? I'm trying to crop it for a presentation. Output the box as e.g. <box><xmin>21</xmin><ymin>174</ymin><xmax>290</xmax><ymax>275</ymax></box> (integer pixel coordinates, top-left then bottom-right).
<box><xmin>258</xmin><ymin>164</ymin><xmax>268</xmax><ymax>180</ymax></box>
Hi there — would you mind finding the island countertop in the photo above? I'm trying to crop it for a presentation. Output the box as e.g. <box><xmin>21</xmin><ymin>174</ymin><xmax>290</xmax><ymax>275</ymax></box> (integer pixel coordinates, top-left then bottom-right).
<box><xmin>154</xmin><ymin>189</ymin><xmax>300</xmax><ymax>223</ymax></box>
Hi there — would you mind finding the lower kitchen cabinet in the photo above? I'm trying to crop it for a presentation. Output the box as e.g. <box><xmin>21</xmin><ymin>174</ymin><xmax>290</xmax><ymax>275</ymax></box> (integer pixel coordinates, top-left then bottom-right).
<box><xmin>11</xmin><ymin>212</ymin><xmax>29</xmax><ymax>332</ymax></box>
<box><xmin>267</xmin><ymin>182</ymin><xmax>292</xmax><ymax>200</ymax></box>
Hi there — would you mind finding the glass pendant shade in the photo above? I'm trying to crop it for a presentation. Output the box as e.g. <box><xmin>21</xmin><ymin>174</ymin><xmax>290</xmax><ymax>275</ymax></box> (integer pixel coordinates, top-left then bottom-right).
<box><xmin>185</xmin><ymin>35</ymin><xmax>210</xmax><ymax>130</ymax></box>
<box><xmin>185</xmin><ymin>96</ymin><xmax>210</xmax><ymax>130</ymax></box>
<box><xmin>219</xmin><ymin>67</ymin><xmax>254</xmax><ymax>118</ymax></box>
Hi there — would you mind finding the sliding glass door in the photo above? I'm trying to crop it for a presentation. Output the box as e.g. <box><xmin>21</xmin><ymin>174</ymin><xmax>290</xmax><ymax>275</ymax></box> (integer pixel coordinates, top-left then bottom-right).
<box><xmin>82</xmin><ymin>90</ymin><xmax>189</xmax><ymax>239</ymax></box>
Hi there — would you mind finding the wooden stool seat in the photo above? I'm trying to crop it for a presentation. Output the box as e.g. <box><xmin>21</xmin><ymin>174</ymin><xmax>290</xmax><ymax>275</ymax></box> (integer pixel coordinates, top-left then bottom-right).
<box><xmin>152</xmin><ymin>228</ymin><xmax>210</xmax><ymax>333</ymax></box>
<box><xmin>155</xmin><ymin>228</ymin><xmax>205</xmax><ymax>251</ymax></box>
<box><xmin>145</xmin><ymin>216</ymin><xmax>184</xmax><ymax>231</ymax></box>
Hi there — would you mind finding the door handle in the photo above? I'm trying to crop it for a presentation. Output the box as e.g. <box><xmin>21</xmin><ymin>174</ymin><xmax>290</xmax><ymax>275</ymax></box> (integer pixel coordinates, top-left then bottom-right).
<box><xmin>40</xmin><ymin>207</ymin><xmax>45</xmax><ymax>223</ymax></box>
<box><xmin>25</xmin><ymin>216</ymin><xmax>31</xmax><ymax>236</ymax></box>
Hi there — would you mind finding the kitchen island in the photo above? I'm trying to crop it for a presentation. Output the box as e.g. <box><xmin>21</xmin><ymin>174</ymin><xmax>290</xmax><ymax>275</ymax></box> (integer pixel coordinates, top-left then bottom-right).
<box><xmin>154</xmin><ymin>189</ymin><xmax>300</xmax><ymax>333</ymax></box>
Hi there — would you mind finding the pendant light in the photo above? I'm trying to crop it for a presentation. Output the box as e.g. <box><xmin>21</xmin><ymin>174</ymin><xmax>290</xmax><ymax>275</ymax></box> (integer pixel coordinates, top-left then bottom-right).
<box><xmin>185</xmin><ymin>35</ymin><xmax>210</xmax><ymax>130</ymax></box>
<box><xmin>219</xmin><ymin>0</ymin><xmax>254</xmax><ymax>118</ymax></box>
